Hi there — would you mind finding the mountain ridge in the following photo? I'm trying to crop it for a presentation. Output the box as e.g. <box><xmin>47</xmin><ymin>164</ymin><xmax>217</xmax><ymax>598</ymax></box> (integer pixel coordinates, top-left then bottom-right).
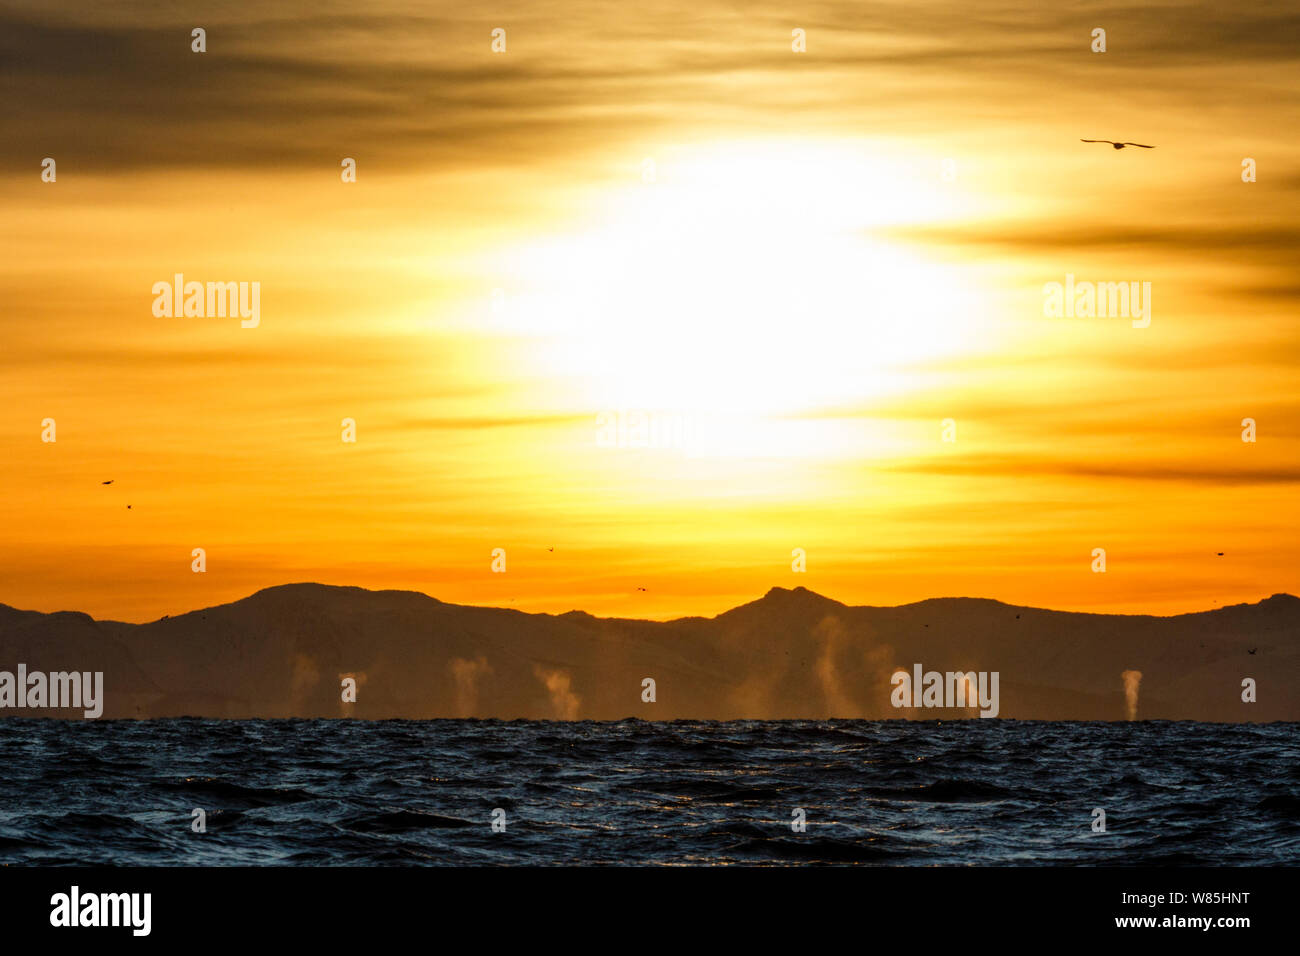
<box><xmin>1</xmin><ymin>583</ymin><xmax>1296</xmax><ymax>721</ymax></box>
<box><xmin>6</xmin><ymin>581</ymin><xmax>1291</xmax><ymax>627</ymax></box>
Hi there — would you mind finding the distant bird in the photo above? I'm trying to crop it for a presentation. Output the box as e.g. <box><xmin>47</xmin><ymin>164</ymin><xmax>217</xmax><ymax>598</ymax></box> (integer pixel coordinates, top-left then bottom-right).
<box><xmin>126</xmin><ymin>505</ymin><xmax>132</xmax><ymax>510</ymax></box>
<box><xmin>101</xmin><ymin>480</ymin><xmax>113</xmax><ymax>485</ymax></box>
<box><xmin>1216</xmin><ymin>552</ymin><xmax>1224</xmax><ymax>556</ymax></box>
<box><xmin>1248</xmin><ymin>648</ymin><xmax>1257</xmax><ymax>655</ymax></box>
<box><xmin>636</xmin><ymin>587</ymin><xmax>647</xmax><ymax>592</ymax></box>
<box><xmin>1081</xmin><ymin>139</ymin><xmax>1155</xmax><ymax>150</ymax></box>
<box><xmin>1015</xmin><ymin>614</ymin><xmax>1021</xmax><ymax>619</ymax></box>
<box><xmin>547</xmin><ymin>547</ymin><xmax>554</xmax><ymax>552</ymax></box>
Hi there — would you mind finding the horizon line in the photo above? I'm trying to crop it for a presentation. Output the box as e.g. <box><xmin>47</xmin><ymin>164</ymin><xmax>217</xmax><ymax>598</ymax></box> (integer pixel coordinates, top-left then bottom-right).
<box><xmin>4</xmin><ymin>581</ymin><xmax>1296</xmax><ymax>628</ymax></box>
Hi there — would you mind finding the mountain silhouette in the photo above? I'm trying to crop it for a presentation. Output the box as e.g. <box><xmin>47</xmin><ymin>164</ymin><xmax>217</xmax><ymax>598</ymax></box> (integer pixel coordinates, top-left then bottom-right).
<box><xmin>1</xmin><ymin>584</ymin><xmax>1295</xmax><ymax>721</ymax></box>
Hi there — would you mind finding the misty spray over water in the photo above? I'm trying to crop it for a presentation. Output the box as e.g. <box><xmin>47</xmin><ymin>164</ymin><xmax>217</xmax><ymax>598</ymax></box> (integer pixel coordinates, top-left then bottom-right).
<box><xmin>1122</xmin><ymin>670</ymin><xmax>1143</xmax><ymax>720</ymax></box>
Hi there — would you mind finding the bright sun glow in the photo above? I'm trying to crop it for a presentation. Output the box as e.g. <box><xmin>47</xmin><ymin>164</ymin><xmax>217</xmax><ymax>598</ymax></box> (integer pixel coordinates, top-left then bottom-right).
<box><xmin>473</xmin><ymin>140</ymin><xmax>995</xmax><ymax>434</ymax></box>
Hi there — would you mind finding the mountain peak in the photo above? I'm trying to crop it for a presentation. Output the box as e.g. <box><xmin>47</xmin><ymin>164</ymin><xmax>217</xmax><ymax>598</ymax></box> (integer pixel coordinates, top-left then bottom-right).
<box><xmin>763</xmin><ymin>585</ymin><xmax>822</xmax><ymax>599</ymax></box>
<box><xmin>752</xmin><ymin>585</ymin><xmax>845</xmax><ymax>610</ymax></box>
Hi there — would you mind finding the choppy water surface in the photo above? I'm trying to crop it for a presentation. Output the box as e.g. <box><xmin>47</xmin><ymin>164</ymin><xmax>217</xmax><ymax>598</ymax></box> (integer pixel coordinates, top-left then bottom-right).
<box><xmin>1</xmin><ymin>719</ymin><xmax>1296</xmax><ymax>865</ymax></box>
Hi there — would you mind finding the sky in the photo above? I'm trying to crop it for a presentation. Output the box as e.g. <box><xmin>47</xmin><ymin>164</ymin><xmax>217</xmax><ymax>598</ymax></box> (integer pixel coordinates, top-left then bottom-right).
<box><xmin>2</xmin><ymin>0</ymin><xmax>1298</xmax><ymax>622</ymax></box>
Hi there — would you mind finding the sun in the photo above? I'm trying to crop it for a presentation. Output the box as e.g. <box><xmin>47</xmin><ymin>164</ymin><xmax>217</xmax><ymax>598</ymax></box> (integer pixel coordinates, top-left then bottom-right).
<box><xmin>476</xmin><ymin>139</ymin><xmax>994</xmax><ymax>440</ymax></box>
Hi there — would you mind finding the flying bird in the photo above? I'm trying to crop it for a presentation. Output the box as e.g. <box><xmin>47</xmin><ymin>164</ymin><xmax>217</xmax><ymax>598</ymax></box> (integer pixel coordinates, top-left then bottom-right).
<box><xmin>1081</xmin><ymin>139</ymin><xmax>1155</xmax><ymax>150</ymax></box>
<box><xmin>636</xmin><ymin>587</ymin><xmax>647</xmax><ymax>592</ymax></box>
<box><xmin>1216</xmin><ymin>552</ymin><xmax>1224</xmax><ymax>556</ymax></box>
<box><xmin>547</xmin><ymin>547</ymin><xmax>554</xmax><ymax>552</ymax></box>
<box><xmin>101</xmin><ymin>480</ymin><xmax>114</xmax><ymax>485</ymax></box>
<box><xmin>1248</xmin><ymin>648</ymin><xmax>1258</xmax><ymax>655</ymax></box>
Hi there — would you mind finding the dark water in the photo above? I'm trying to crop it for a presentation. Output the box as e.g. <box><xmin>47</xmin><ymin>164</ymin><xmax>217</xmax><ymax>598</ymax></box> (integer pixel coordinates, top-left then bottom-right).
<box><xmin>1</xmin><ymin>719</ymin><xmax>1297</xmax><ymax>865</ymax></box>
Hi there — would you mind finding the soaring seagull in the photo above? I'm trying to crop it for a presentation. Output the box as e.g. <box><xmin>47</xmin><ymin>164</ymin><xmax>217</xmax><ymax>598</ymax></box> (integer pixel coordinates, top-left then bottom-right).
<box><xmin>1081</xmin><ymin>139</ymin><xmax>1155</xmax><ymax>149</ymax></box>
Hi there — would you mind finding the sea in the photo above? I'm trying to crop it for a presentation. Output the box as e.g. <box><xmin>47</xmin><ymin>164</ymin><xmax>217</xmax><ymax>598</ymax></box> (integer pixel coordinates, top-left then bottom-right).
<box><xmin>1</xmin><ymin>718</ymin><xmax>1296</xmax><ymax>865</ymax></box>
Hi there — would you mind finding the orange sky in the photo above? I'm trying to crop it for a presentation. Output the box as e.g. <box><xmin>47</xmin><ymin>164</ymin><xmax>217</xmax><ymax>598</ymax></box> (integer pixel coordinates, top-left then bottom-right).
<box><xmin>2</xmin><ymin>1</ymin><xmax>1298</xmax><ymax>622</ymax></box>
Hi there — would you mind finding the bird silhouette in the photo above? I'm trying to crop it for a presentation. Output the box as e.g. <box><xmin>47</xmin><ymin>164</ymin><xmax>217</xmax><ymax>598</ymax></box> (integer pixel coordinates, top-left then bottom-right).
<box><xmin>547</xmin><ymin>547</ymin><xmax>554</xmax><ymax>552</ymax></box>
<box><xmin>1248</xmin><ymin>648</ymin><xmax>1258</xmax><ymax>655</ymax></box>
<box><xmin>101</xmin><ymin>480</ymin><xmax>114</xmax><ymax>485</ymax></box>
<box><xmin>636</xmin><ymin>587</ymin><xmax>647</xmax><ymax>592</ymax></box>
<box><xmin>1216</xmin><ymin>552</ymin><xmax>1224</xmax><ymax>556</ymax></box>
<box><xmin>1081</xmin><ymin>139</ymin><xmax>1155</xmax><ymax>149</ymax></box>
